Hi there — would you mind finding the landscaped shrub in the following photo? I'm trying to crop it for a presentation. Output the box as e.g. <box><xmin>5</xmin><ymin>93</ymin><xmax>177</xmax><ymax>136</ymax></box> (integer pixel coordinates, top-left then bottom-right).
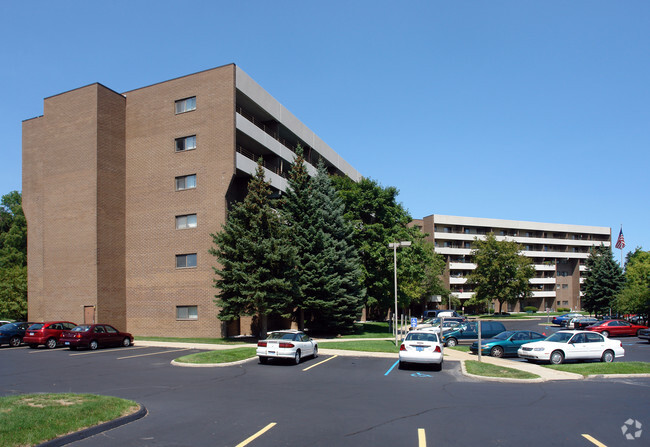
<box><xmin>557</xmin><ymin>307</ymin><xmax>571</xmax><ymax>313</ymax></box>
<box><xmin>524</xmin><ymin>306</ymin><xmax>538</xmax><ymax>313</ymax></box>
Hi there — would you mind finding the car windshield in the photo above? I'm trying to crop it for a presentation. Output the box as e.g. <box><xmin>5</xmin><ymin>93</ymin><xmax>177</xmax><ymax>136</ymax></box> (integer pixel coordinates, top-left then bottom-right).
<box><xmin>0</xmin><ymin>323</ymin><xmax>16</xmax><ymax>331</ymax></box>
<box><xmin>71</xmin><ymin>326</ymin><xmax>91</xmax><ymax>332</ymax></box>
<box><xmin>406</xmin><ymin>333</ymin><xmax>438</xmax><ymax>342</ymax></box>
<box><xmin>493</xmin><ymin>331</ymin><xmax>515</xmax><ymax>340</ymax></box>
<box><xmin>545</xmin><ymin>332</ymin><xmax>574</xmax><ymax>343</ymax></box>
<box><xmin>267</xmin><ymin>332</ymin><xmax>296</xmax><ymax>340</ymax></box>
<box><xmin>423</xmin><ymin>317</ymin><xmax>442</xmax><ymax>325</ymax></box>
<box><xmin>28</xmin><ymin>323</ymin><xmax>44</xmax><ymax>330</ymax></box>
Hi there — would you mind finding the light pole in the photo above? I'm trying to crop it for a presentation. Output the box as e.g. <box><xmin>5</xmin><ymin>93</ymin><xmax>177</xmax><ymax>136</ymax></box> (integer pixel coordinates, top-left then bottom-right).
<box><xmin>389</xmin><ymin>240</ymin><xmax>411</xmax><ymax>347</ymax></box>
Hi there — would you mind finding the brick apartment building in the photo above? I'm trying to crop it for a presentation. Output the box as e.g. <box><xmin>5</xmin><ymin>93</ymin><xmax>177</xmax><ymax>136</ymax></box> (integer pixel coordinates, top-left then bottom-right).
<box><xmin>411</xmin><ymin>214</ymin><xmax>611</xmax><ymax>312</ymax></box>
<box><xmin>22</xmin><ymin>64</ymin><xmax>361</xmax><ymax>337</ymax></box>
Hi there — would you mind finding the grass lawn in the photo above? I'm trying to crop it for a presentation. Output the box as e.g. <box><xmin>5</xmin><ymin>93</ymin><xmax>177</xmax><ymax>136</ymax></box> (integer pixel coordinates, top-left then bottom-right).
<box><xmin>319</xmin><ymin>340</ymin><xmax>398</xmax><ymax>353</ymax></box>
<box><xmin>465</xmin><ymin>360</ymin><xmax>540</xmax><ymax>379</ymax></box>
<box><xmin>174</xmin><ymin>347</ymin><xmax>257</xmax><ymax>364</ymax></box>
<box><xmin>0</xmin><ymin>393</ymin><xmax>138</xmax><ymax>447</ymax></box>
<box><xmin>448</xmin><ymin>345</ymin><xmax>470</xmax><ymax>352</ymax></box>
<box><xmin>545</xmin><ymin>362</ymin><xmax>650</xmax><ymax>377</ymax></box>
<box><xmin>136</xmin><ymin>336</ymin><xmax>247</xmax><ymax>344</ymax></box>
<box><xmin>336</xmin><ymin>321</ymin><xmax>392</xmax><ymax>338</ymax></box>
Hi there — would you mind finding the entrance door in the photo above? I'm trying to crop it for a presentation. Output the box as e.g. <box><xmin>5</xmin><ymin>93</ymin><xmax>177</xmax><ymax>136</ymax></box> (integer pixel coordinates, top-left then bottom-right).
<box><xmin>84</xmin><ymin>306</ymin><xmax>96</xmax><ymax>324</ymax></box>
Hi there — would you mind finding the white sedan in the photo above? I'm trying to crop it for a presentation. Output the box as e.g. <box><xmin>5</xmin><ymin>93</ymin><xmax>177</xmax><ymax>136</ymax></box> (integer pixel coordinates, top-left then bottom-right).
<box><xmin>518</xmin><ymin>330</ymin><xmax>624</xmax><ymax>365</ymax></box>
<box><xmin>256</xmin><ymin>330</ymin><xmax>318</xmax><ymax>365</ymax></box>
<box><xmin>399</xmin><ymin>330</ymin><xmax>444</xmax><ymax>370</ymax></box>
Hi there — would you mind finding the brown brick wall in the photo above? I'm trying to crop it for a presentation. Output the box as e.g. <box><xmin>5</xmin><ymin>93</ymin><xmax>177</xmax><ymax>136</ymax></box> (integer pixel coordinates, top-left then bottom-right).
<box><xmin>123</xmin><ymin>65</ymin><xmax>236</xmax><ymax>337</ymax></box>
<box><xmin>23</xmin><ymin>84</ymin><xmax>126</xmax><ymax>324</ymax></box>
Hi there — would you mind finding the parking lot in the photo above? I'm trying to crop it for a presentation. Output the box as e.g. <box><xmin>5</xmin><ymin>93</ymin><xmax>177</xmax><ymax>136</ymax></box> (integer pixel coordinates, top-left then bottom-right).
<box><xmin>2</xmin><ymin>328</ymin><xmax>649</xmax><ymax>447</ymax></box>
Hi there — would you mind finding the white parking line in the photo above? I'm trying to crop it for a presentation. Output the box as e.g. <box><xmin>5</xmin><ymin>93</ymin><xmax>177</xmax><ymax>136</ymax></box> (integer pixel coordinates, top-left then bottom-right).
<box><xmin>69</xmin><ymin>346</ymin><xmax>147</xmax><ymax>356</ymax></box>
<box><xmin>236</xmin><ymin>422</ymin><xmax>276</xmax><ymax>447</ymax></box>
<box><xmin>117</xmin><ymin>348</ymin><xmax>191</xmax><ymax>360</ymax></box>
<box><xmin>302</xmin><ymin>355</ymin><xmax>338</xmax><ymax>371</ymax></box>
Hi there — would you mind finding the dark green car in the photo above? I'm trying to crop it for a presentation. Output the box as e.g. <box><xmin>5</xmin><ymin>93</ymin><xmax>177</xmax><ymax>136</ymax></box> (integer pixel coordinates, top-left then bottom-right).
<box><xmin>469</xmin><ymin>330</ymin><xmax>546</xmax><ymax>357</ymax></box>
<box><xmin>441</xmin><ymin>321</ymin><xmax>506</xmax><ymax>347</ymax></box>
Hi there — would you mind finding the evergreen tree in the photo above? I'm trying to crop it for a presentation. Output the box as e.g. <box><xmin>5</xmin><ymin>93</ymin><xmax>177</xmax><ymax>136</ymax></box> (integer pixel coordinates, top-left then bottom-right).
<box><xmin>0</xmin><ymin>191</ymin><xmax>27</xmax><ymax>320</ymax></box>
<box><xmin>467</xmin><ymin>233</ymin><xmax>535</xmax><ymax>313</ymax></box>
<box><xmin>286</xmin><ymin>160</ymin><xmax>364</xmax><ymax>334</ymax></box>
<box><xmin>210</xmin><ymin>161</ymin><xmax>297</xmax><ymax>337</ymax></box>
<box><xmin>582</xmin><ymin>244</ymin><xmax>624</xmax><ymax>316</ymax></box>
<box><xmin>281</xmin><ymin>146</ymin><xmax>312</xmax><ymax>329</ymax></box>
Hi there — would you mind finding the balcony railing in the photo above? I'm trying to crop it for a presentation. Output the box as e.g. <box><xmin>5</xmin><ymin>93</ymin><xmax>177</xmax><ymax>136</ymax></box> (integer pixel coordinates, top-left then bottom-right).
<box><xmin>236</xmin><ymin>106</ymin><xmax>324</xmax><ymax>167</ymax></box>
<box><xmin>236</xmin><ymin>145</ymin><xmax>288</xmax><ymax>179</ymax></box>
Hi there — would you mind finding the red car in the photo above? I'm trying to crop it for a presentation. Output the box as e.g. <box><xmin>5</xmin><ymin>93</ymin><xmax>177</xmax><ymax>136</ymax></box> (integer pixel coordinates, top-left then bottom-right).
<box><xmin>59</xmin><ymin>324</ymin><xmax>133</xmax><ymax>350</ymax></box>
<box><xmin>586</xmin><ymin>319</ymin><xmax>649</xmax><ymax>337</ymax></box>
<box><xmin>24</xmin><ymin>321</ymin><xmax>77</xmax><ymax>349</ymax></box>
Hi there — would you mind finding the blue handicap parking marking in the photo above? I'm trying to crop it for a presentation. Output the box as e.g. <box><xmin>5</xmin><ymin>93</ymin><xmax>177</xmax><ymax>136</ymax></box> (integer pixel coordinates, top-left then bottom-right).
<box><xmin>411</xmin><ymin>372</ymin><xmax>432</xmax><ymax>378</ymax></box>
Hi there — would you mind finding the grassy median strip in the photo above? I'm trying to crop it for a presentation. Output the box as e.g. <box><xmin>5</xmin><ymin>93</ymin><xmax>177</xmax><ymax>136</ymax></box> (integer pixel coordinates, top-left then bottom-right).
<box><xmin>319</xmin><ymin>340</ymin><xmax>398</xmax><ymax>353</ymax></box>
<box><xmin>174</xmin><ymin>347</ymin><xmax>257</xmax><ymax>364</ymax></box>
<box><xmin>137</xmin><ymin>336</ymin><xmax>246</xmax><ymax>344</ymax></box>
<box><xmin>0</xmin><ymin>393</ymin><xmax>138</xmax><ymax>447</ymax></box>
<box><xmin>448</xmin><ymin>345</ymin><xmax>470</xmax><ymax>352</ymax></box>
<box><xmin>465</xmin><ymin>360</ymin><xmax>540</xmax><ymax>379</ymax></box>
<box><xmin>545</xmin><ymin>362</ymin><xmax>650</xmax><ymax>377</ymax></box>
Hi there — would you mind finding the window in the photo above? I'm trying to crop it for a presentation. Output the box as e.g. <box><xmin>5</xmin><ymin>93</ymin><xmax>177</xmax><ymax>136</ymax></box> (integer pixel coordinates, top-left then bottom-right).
<box><xmin>175</xmin><ymin>96</ymin><xmax>196</xmax><ymax>114</ymax></box>
<box><xmin>176</xmin><ymin>305</ymin><xmax>198</xmax><ymax>320</ymax></box>
<box><xmin>562</xmin><ymin>284</ymin><xmax>568</xmax><ymax>289</ymax></box>
<box><xmin>176</xmin><ymin>253</ymin><xmax>197</xmax><ymax>268</ymax></box>
<box><xmin>176</xmin><ymin>214</ymin><xmax>197</xmax><ymax>229</ymax></box>
<box><xmin>176</xmin><ymin>174</ymin><xmax>196</xmax><ymax>191</ymax></box>
<box><xmin>175</xmin><ymin>135</ymin><xmax>196</xmax><ymax>152</ymax></box>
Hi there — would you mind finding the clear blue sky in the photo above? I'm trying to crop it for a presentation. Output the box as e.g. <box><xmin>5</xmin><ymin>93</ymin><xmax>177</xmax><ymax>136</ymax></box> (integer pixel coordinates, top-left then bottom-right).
<box><xmin>2</xmin><ymin>1</ymin><xmax>648</xmax><ymax>261</ymax></box>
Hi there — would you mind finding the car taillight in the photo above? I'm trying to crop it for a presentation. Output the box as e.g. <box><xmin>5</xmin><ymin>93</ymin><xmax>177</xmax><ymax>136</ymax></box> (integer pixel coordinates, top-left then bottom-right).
<box><xmin>399</xmin><ymin>344</ymin><xmax>406</xmax><ymax>351</ymax></box>
<box><xmin>75</xmin><ymin>334</ymin><xmax>82</xmax><ymax>339</ymax></box>
<box><xmin>257</xmin><ymin>341</ymin><xmax>267</xmax><ymax>347</ymax></box>
<box><xmin>279</xmin><ymin>343</ymin><xmax>294</xmax><ymax>348</ymax></box>
<box><xmin>434</xmin><ymin>346</ymin><xmax>441</xmax><ymax>353</ymax></box>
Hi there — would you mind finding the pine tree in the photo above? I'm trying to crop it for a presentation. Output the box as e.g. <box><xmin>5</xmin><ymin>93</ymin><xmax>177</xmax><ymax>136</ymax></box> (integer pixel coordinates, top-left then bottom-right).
<box><xmin>302</xmin><ymin>161</ymin><xmax>365</xmax><ymax>333</ymax></box>
<box><xmin>582</xmin><ymin>244</ymin><xmax>624</xmax><ymax>316</ymax></box>
<box><xmin>210</xmin><ymin>160</ymin><xmax>297</xmax><ymax>337</ymax></box>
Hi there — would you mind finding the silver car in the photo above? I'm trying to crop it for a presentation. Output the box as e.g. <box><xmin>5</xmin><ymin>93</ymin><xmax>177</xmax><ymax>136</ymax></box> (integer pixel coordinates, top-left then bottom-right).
<box><xmin>256</xmin><ymin>330</ymin><xmax>318</xmax><ymax>365</ymax></box>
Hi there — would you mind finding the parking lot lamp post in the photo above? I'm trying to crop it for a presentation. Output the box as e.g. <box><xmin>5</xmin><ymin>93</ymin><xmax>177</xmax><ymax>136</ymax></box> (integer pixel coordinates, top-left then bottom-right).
<box><xmin>389</xmin><ymin>241</ymin><xmax>411</xmax><ymax>346</ymax></box>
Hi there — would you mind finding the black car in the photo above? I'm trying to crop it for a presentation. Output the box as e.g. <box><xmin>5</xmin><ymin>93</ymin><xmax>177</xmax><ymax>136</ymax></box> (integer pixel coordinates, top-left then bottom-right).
<box><xmin>0</xmin><ymin>322</ymin><xmax>33</xmax><ymax>347</ymax></box>
<box><xmin>639</xmin><ymin>328</ymin><xmax>650</xmax><ymax>343</ymax></box>
<box><xmin>573</xmin><ymin>317</ymin><xmax>600</xmax><ymax>330</ymax></box>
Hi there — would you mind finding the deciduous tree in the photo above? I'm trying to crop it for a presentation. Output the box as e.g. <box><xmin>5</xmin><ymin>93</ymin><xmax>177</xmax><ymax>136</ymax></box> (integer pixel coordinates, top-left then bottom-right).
<box><xmin>466</xmin><ymin>233</ymin><xmax>535</xmax><ymax>314</ymax></box>
<box><xmin>0</xmin><ymin>191</ymin><xmax>27</xmax><ymax>320</ymax></box>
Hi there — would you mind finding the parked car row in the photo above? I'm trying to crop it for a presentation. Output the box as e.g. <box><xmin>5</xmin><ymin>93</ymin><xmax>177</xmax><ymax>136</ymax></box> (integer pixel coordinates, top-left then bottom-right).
<box><xmin>0</xmin><ymin>320</ymin><xmax>133</xmax><ymax>350</ymax></box>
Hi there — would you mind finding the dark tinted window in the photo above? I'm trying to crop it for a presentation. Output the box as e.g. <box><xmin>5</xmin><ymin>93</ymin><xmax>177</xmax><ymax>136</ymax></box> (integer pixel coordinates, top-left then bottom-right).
<box><xmin>105</xmin><ymin>326</ymin><xmax>118</xmax><ymax>334</ymax></box>
<box><xmin>72</xmin><ymin>326</ymin><xmax>91</xmax><ymax>332</ymax></box>
<box><xmin>28</xmin><ymin>323</ymin><xmax>44</xmax><ymax>330</ymax></box>
<box><xmin>586</xmin><ymin>333</ymin><xmax>603</xmax><ymax>343</ymax></box>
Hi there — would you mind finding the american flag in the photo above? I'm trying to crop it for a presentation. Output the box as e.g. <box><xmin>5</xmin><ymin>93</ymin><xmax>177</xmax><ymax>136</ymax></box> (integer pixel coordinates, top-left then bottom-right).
<box><xmin>615</xmin><ymin>228</ymin><xmax>625</xmax><ymax>249</ymax></box>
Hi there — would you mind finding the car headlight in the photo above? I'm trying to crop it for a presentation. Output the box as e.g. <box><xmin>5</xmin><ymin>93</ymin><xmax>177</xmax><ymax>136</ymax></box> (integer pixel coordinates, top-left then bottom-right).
<box><xmin>481</xmin><ymin>344</ymin><xmax>490</xmax><ymax>348</ymax></box>
<box><xmin>533</xmin><ymin>347</ymin><xmax>546</xmax><ymax>351</ymax></box>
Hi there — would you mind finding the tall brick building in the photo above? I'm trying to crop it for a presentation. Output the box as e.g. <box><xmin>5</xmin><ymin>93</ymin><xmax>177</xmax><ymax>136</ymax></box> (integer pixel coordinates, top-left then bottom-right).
<box><xmin>23</xmin><ymin>64</ymin><xmax>361</xmax><ymax>337</ymax></box>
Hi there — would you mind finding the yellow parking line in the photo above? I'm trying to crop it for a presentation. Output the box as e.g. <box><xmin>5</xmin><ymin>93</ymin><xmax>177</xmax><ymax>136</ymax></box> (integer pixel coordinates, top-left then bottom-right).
<box><xmin>582</xmin><ymin>434</ymin><xmax>607</xmax><ymax>447</ymax></box>
<box><xmin>69</xmin><ymin>346</ymin><xmax>146</xmax><ymax>356</ymax></box>
<box><xmin>236</xmin><ymin>422</ymin><xmax>276</xmax><ymax>447</ymax></box>
<box><xmin>117</xmin><ymin>348</ymin><xmax>191</xmax><ymax>360</ymax></box>
<box><xmin>418</xmin><ymin>428</ymin><xmax>427</xmax><ymax>447</ymax></box>
<box><xmin>302</xmin><ymin>355</ymin><xmax>338</xmax><ymax>371</ymax></box>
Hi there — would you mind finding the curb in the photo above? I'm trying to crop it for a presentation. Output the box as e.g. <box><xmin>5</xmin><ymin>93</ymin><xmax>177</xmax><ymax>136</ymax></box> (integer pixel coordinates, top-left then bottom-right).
<box><xmin>36</xmin><ymin>404</ymin><xmax>147</xmax><ymax>447</ymax></box>
<box><xmin>458</xmin><ymin>358</ymin><xmax>546</xmax><ymax>383</ymax></box>
<box><xmin>171</xmin><ymin>357</ymin><xmax>257</xmax><ymax>367</ymax></box>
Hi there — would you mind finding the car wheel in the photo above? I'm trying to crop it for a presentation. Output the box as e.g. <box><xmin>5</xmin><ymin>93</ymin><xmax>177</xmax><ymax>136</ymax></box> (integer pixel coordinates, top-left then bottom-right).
<box><xmin>601</xmin><ymin>350</ymin><xmax>614</xmax><ymax>363</ymax></box>
<box><xmin>29</xmin><ymin>344</ymin><xmax>38</xmax><ymax>349</ymax></box>
<box><xmin>549</xmin><ymin>350</ymin><xmax>564</xmax><ymax>365</ymax></box>
<box><xmin>9</xmin><ymin>336</ymin><xmax>21</xmax><ymax>347</ymax></box>
<box><xmin>602</xmin><ymin>331</ymin><xmax>610</xmax><ymax>337</ymax></box>
<box><xmin>637</xmin><ymin>330</ymin><xmax>643</xmax><ymax>337</ymax></box>
<box><xmin>46</xmin><ymin>338</ymin><xmax>57</xmax><ymax>349</ymax></box>
<box><xmin>398</xmin><ymin>361</ymin><xmax>404</xmax><ymax>369</ymax></box>
<box><xmin>259</xmin><ymin>356</ymin><xmax>268</xmax><ymax>364</ymax></box>
<box><xmin>446</xmin><ymin>338</ymin><xmax>458</xmax><ymax>347</ymax></box>
<box><xmin>490</xmin><ymin>346</ymin><xmax>504</xmax><ymax>358</ymax></box>
<box><xmin>432</xmin><ymin>361</ymin><xmax>443</xmax><ymax>372</ymax></box>
<box><xmin>312</xmin><ymin>345</ymin><xmax>318</xmax><ymax>359</ymax></box>
<box><xmin>89</xmin><ymin>340</ymin><xmax>98</xmax><ymax>350</ymax></box>
<box><xmin>122</xmin><ymin>337</ymin><xmax>131</xmax><ymax>347</ymax></box>
<box><xmin>293</xmin><ymin>350</ymin><xmax>301</xmax><ymax>365</ymax></box>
